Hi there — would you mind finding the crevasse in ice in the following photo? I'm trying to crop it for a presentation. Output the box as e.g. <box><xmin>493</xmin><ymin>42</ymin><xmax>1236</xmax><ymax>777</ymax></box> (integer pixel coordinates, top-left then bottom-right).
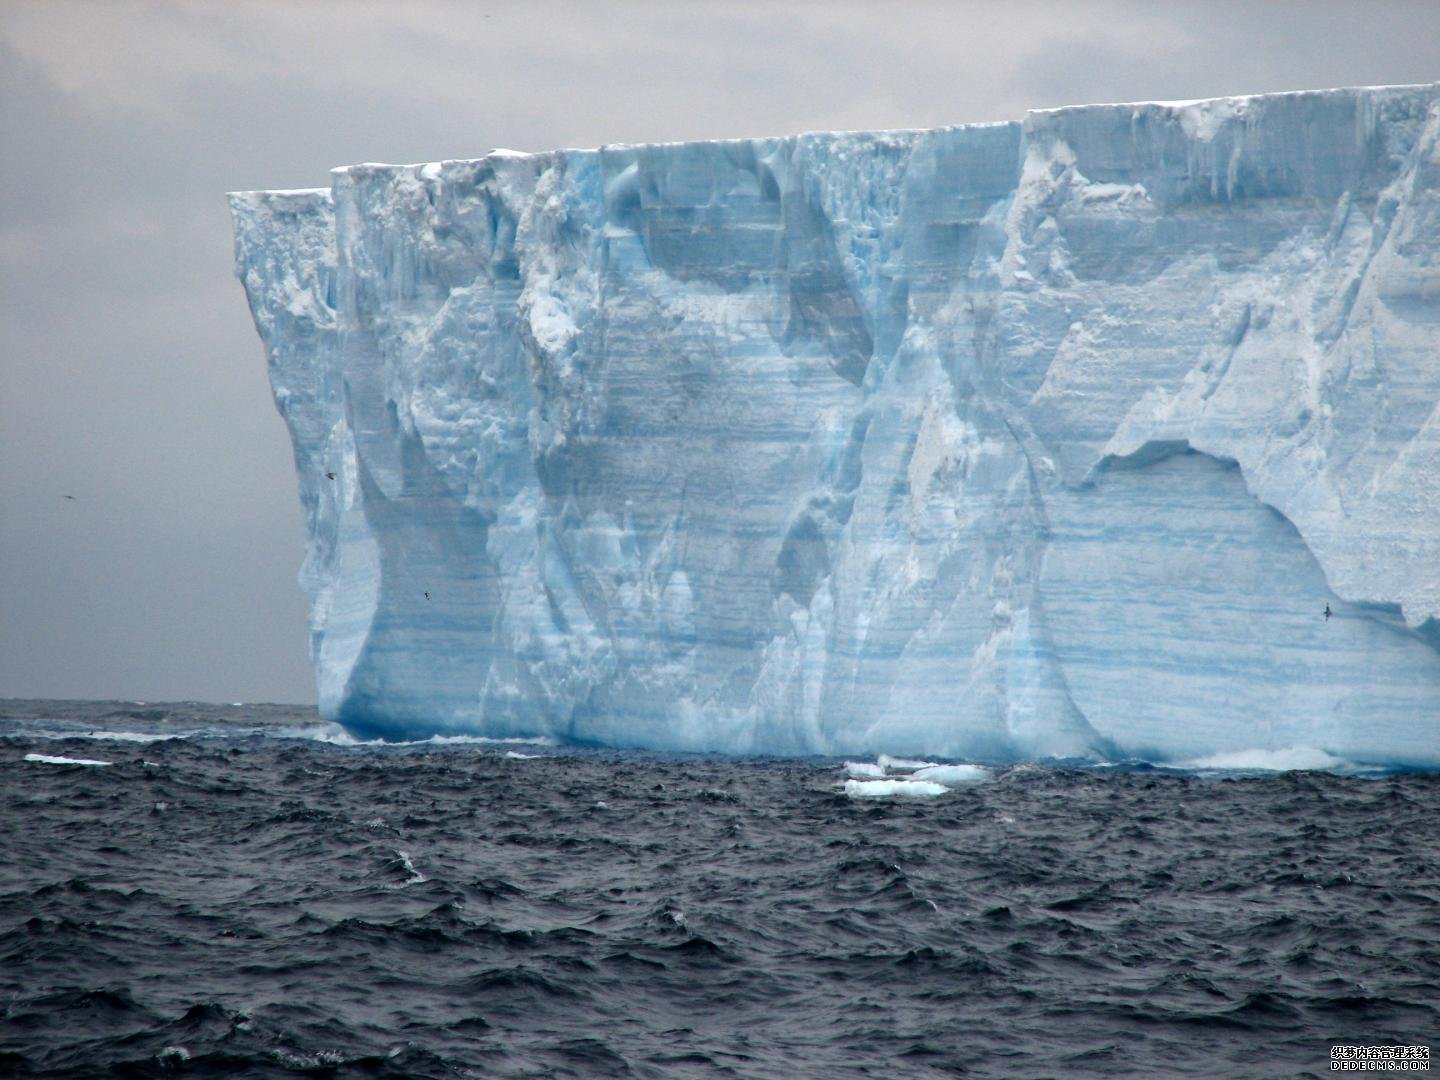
<box><xmin>231</xmin><ymin>84</ymin><xmax>1440</xmax><ymax>765</ymax></box>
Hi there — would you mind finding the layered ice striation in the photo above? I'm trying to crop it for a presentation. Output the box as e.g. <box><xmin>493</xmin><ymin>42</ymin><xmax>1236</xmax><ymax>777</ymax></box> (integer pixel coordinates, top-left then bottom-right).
<box><xmin>231</xmin><ymin>85</ymin><xmax>1440</xmax><ymax>766</ymax></box>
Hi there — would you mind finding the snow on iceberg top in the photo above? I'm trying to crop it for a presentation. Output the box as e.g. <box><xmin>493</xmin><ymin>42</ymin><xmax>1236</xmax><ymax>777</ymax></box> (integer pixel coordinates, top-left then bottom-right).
<box><xmin>1030</xmin><ymin>81</ymin><xmax>1437</xmax><ymax>116</ymax></box>
<box><xmin>226</xmin><ymin>187</ymin><xmax>331</xmax><ymax>219</ymax></box>
<box><xmin>228</xmin><ymin>82</ymin><xmax>1439</xmax><ymax>199</ymax></box>
<box><xmin>1026</xmin><ymin>81</ymin><xmax>1440</xmax><ymax>142</ymax></box>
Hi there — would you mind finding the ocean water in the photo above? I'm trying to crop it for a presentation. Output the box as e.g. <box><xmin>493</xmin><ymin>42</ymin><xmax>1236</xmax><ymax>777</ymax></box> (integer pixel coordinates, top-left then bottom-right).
<box><xmin>1</xmin><ymin>700</ymin><xmax>1435</xmax><ymax>1078</ymax></box>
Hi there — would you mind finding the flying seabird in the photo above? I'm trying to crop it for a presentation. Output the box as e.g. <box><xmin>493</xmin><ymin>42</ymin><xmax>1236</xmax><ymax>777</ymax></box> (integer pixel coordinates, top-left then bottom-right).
<box><xmin>1324</xmin><ymin>603</ymin><xmax>1332</xmax><ymax>620</ymax></box>
<box><xmin>325</xmin><ymin>471</ymin><xmax>336</xmax><ymax>480</ymax></box>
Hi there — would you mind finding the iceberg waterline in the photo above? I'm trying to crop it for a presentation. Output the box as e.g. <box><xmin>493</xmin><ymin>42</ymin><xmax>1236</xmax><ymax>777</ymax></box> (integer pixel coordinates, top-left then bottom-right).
<box><xmin>232</xmin><ymin>84</ymin><xmax>1440</xmax><ymax>766</ymax></box>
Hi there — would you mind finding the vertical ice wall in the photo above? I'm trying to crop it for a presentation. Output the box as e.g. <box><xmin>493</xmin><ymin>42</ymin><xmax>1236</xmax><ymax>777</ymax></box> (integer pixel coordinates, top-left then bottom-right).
<box><xmin>232</xmin><ymin>84</ymin><xmax>1440</xmax><ymax>765</ymax></box>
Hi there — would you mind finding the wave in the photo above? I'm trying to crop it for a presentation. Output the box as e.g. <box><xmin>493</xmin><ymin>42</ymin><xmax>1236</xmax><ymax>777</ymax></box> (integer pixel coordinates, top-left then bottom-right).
<box><xmin>13</xmin><ymin>721</ymin><xmax>556</xmax><ymax>750</ymax></box>
<box><xmin>269</xmin><ymin>722</ymin><xmax>558</xmax><ymax>748</ymax></box>
<box><xmin>1174</xmin><ymin>746</ymin><xmax>1355</xmax><ymax>773</ymax></box>
<box><xmin>2</xmin><ymin>707</ymin><xmax>1417</xmax><ymax>777</ymax></box>
<box><xmin>27</xmin><ymin>729</ymin><xmax>187</xmax><ymax>743</ymax></box>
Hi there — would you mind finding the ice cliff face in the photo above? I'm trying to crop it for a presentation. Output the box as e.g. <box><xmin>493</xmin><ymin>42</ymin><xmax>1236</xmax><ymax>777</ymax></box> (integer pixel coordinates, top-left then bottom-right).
<box><xmin>232</xmin><ymin>85</ymin><xmax>1440</xmax><ymax>766</ymax></box>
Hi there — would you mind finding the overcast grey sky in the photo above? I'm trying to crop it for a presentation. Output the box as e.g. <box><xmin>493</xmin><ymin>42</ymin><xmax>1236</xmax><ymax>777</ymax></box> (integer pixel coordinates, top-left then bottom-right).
<box><xmin>3</xmin><ymin>1</ymin><xmax>1438</xmax><ymax>705</ymax></box>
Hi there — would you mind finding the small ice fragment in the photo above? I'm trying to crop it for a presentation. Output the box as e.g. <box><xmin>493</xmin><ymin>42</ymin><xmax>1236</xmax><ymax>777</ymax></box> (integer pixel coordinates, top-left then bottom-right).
<box><xmin>877</xmin><ymin>754</ymin><xmax>939</xmax><ymax>772</ymax></box>
<box><xmin>843</xmin><ymin>761</ymin><xmax>886</xmax><ymax>778</ymax></box>
<box><xmin>25</xmin><ymin>753</ymin><xmax>111</xmax><ymax>766</ymax></box>
<box><xmin>911</xmin><ymin>763</ymin><xmax>990</xmax><ymax>786</ymax></box>
<box><xmin>843</xmin><ymin>778</ymin><xmax>948</xmax><ymax>798</ymax></box>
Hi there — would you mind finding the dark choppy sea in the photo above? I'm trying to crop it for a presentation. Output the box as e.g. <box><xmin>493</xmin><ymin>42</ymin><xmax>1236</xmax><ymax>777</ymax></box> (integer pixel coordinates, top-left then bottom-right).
<box><xmin>1</xmin><ymin>699</ymin><xmax>1436</xmax><ymax>1078</ymax></box>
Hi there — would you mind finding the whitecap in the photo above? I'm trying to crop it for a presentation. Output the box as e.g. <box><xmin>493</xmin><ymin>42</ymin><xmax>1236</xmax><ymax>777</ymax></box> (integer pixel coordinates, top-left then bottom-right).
<box><xmin>417</xmin><ymin>733</ymin><xmax>557</xmax><ymax>748</ymax></box>
<box><xmin>27</xmin><ymin>729</ymin><xmax>186</xmax><ymax>743</ymax></box>
<box><xmin>1176</xmin><ymin>746</ymin><xmax>1350</xmax><ymax>772</ymax></box>
<box><xmin>271</xmin><ymin>723</ymin><xmax>367</xmax><ymax>745</ymax></box>
<box><xmin>394</xmin><ymin>849</ymin><xmax>427</xmax><ymax>886</ymax></box>
<box><xmin>272</xmin><ymin>723</ymin><xmax>557</xmax><ymax>748</ymax></box>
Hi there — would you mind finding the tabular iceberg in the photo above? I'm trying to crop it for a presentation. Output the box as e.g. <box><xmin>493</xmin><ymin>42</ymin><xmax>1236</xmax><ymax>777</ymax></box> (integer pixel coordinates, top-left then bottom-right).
<box><xmin>232</xmin><ymin>84</ymin><xmax>1440</xmax><ymax>766</ymax></box>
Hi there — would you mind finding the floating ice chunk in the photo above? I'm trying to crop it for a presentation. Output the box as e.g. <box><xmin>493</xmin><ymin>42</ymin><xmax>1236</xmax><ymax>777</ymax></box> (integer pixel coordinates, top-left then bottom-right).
<box><xmin>843</xmin><ymin>761</ymin><xmax>887</xmax><ymax>778</ymax></box>
<box><xmin>25</xmin><ymin>753</ymin><xmax>112</xmax><ymax>766</ymax></box>
<box><xmin>843</xmin><ymin>778</ymin><xmax>949</xmax><ymax>798</ymax></box>
<box><xmin>843</xmin><ymin>759</ymin><xmax>986</xmax><ymax>785</ymax></box>
<box><xmin>877</xmin><ymin>754</ymin><xmax>940</xmax><ymax>772</ymax></box>
<box><xmin>911</xmin><ymin>763</ymin><xmax>990</xmax><ymax>785</ymax></box>
<box><xmin>1177</xmin><ymin>746</ymin><xmax>1350</xmax><ymax>772</ymax></box>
